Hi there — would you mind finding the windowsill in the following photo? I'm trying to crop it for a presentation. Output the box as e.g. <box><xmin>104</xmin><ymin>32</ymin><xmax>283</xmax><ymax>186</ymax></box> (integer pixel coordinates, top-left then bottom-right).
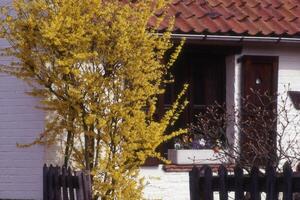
<box><xmin>167</xmin><ymin>149</ymin><xmax>223</xmax><ymax>166</ymax></box>
<box><xmin>163</xmin><ymin>164</ymin><xmax>235</xmax><ymax>172</ymax></box>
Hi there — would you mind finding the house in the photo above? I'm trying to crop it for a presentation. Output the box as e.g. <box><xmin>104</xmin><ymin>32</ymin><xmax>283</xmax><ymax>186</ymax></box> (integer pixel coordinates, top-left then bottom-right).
<box><xmin>0</xmin><ymin>0</ymin><xmax>300</xmax><ymax>200</ymax></box>
<box><xmin>140</xmin><ymin>0</ymin><xmax>300</xmax><ymax>199</ymax></box>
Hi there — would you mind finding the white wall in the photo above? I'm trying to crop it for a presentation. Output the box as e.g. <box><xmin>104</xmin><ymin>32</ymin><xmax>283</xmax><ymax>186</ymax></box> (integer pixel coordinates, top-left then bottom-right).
<box><xmin>140</xmin><ymin>165</ymin><xmax>190</xmax><ymax>200</ymax></box>
<box><xmin>0</xmin><ymin>34</ymin><xmax>45</xmax><ymax>200</ymax></box>
<box><xmin>225</xmin><ymin>55</ymin><xmax>237</xmax><ymax>147</ymax></box>
<box><xmin>0</xmin><ymin>72</ymin><xmax>45</xmax><ymax>200</ymax></box>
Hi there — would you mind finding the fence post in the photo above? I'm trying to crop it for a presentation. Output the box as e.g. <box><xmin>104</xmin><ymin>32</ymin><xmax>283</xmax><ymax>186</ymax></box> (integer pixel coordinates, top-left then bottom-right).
<box><xmin>62</xmin><ymin>166</ymin><xmax>68</xmax><ymax>200</ymax></box>
<box><xmin>188</xmin><ymin>162</ymin><xmax>300</xmax><ymax>200</ymax></box>
<box><xmin>76</xmin><ymin>171</ymin><xmax>85</xmax><ymax>200</ymax></box>
<box><xmin>54</xmin><ymin>166</ymin><xmax>61</xmax><ymax>200</ymax></box>
<box><xmin>189</xmin><ymin>166</ymin><xmax>200</xmax><ymax>200</ymax></box>
<box><xmin>43</xmin><ymin>164</ymin><xmax>49</xmax><ymax>200</ymax></box>
<box><xmin>67</xmin><ymin>167</ymin><xmax>75</xmax><ymax>200</ymax></box>
<box><xmin>283</xmin><ymin>162</ymin><xmax>293</xmax><ymax>200</ymax></box>
<box><xmin>266</xmin><ymin>165</ymin><xmax>277</xmax><ymax>200</ymax></box>
<box><xmin>48</xmin><ymin>165</ymin><xmax>55</xmax><ymax>200</ymax></box>
<box><xmin>234</xmin><ymin>165</ymin><xmax>244</xmax><ymax>200</ymax></box>
<box><xmin>250</xmin><ymin>166</ymin><xmax>260</xmax><ymax>200</ymax></box>
<box><xmin>204</xmin><ymin>165</ymin><xmax>213</xmax><ymax>200</ymax></box>
<box><xmin>83</xmin><ymin>170</ymin><xmax>92</xmax><ymax>200</ymax></box>
<box><xmin>218</xmin><ymin>165</ymin><xmax>228</xmax><ymax>200</ymax></box>
<box><xmin>44</xmin><ymin>164</ymin><xmax>92</xmax><ymax>200</ymax></box>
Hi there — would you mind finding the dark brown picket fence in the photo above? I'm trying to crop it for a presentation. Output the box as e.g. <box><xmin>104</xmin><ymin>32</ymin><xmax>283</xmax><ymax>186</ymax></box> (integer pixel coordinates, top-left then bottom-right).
<box><xmin>43</xmin><ymin>164</ymin><xmax>92</xmax><ymax>200</ymax></box>
<box><xmin>189</xmin><ymin>163</ymin><xmax>300</xmax><ymax>200</ymax></box>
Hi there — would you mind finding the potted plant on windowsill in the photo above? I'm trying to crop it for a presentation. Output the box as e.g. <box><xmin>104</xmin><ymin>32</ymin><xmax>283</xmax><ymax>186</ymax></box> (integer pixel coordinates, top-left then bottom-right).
<box><xmin>168</xmin><ymin>104</ymin><xmax>229</xmax><ymax>165</ymax></box>
<box><xmin>168</xmin><ymin>118</ymin><xmax>226</xmax><ymax>164</ymax></box>
<box><xmin>168</xmin><ymin>131</ymin><xmax>225</xmax><ymax>165</ymax></box>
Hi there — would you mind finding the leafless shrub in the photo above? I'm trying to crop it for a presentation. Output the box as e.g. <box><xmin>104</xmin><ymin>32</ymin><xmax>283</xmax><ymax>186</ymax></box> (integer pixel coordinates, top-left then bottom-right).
<box><xmin>190</xmin><ymin>86</ymin><xmax>300</xmax><ymax>171</ymax></box>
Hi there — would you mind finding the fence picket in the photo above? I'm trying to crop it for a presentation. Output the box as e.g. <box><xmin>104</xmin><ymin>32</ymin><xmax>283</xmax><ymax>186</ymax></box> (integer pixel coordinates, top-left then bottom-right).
<box><xmin>44</xmin><ymin>165</ymin><xmax>91</xmax><ymax>200</ymax></box>
<box><xmin>67</xmin><ymin>167</ymin><xmax>75</xmax><ymax>200</ymax></box>
<box><xmin>76</xmin><ymin>171</ymin><xmax>85</xmax><ymax>200</ymax></box>
<box><xmin>62</xmin><ymin>166</ymin><xmax>68</xmax><ymax>200</ymax></box>
<box><xmin>43</xmin><ymin>164</ymin><xmax>49</xmax><ymax>200</ymax></box>
<box><xmin>234</xmin><ymin>166</ymin><xmax>244</xmax><ymax>200</ymax></box>
<box><xmin>266</xmin><ymin>165</ymin><xmax>277</xmax><ymax>200</ymax></box>
<box><xmin>218</xmin><ymin>165</ymin><xmax>228</xmax><ymax>200</ymax></box>
<box><xmin>48</xmin><ymin>165</ymin><xmax>55</xmax><ymax>200</ymax></box>
<box><xmin>204</xmin><ymin>166</ymin><xmax>213</xmax><ymax>200</ymax></box>
<box><xmin>189</xmin><ymin>163</ymin><xmax>300</xmax><ymax>200</ymax></box>
<box><xmin>82</xmin><ymin>171</ymin><xmax>91</xmax><ymax>200</ymax></box>
<box><xmin>54</xmin><ymin>166</ymin><xmax>61</xmax><ymax>200</ymax></box>
<box><xmin>86</xmin><ymin>171</ymin><xmax>93</xmax><ymax>200</ymax></box>
<box><xmin>189</xmin><ymin>166</ymin><xmax>200</xmax><ymax>200</ymax></box>
<box><xmin>283</xmin><ymin>162</ymin><xmax>293</xmax><ymax>200</ymax></box>
<box><xmin>250</xmin><ymin>166</ymin><xmax>260</xmax><ymax>200</ymax></box>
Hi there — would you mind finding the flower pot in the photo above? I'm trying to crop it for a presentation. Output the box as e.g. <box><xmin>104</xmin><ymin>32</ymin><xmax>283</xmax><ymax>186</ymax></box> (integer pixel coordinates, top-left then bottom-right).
<box><xmin>167</xmin><ymin>149</ymin><xmax>222</xmax><ymax>165</ymax></box>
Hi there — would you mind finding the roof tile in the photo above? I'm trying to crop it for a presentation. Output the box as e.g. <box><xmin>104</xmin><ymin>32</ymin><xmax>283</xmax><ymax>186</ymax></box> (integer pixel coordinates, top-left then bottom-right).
<box><xmin>198</xmin><ymin>15</ymin><xmax>221</xmax><ymax>33</ymax></box>
<box><xmin>276</xmin><ymin>6</ymin><xmax>298</xmax><ymax>22</ymax></box>
<box><xmin>175</xmin><ymin>16</ymin><xmax>194</xmax><ymax>32</ymax></box>
<box><xmin>185</xmin><ymin>17</ymin><xmax>208</xmax><ymax>32</ymax></box>
<box><xmin>243</xmin><ymin>0</ymin><xmax>260</xmax><ymax>8</ymax></box>
<box><xmin>212</xmin><ymin>4</ymin><xmax>235</xmax><ymax>19</ymax></box>
<box><xmin>206</xmin><ymin>0</ymin><xmax>222</xmax><ymax>7</ymax></box>
<box><xmin>225</xmin><ymin>18</ymin><xmax>247</xmax><ymax>34</ymax></box>
<box><xmin>226</xmin><ymin>3</ymin><xmax>248</xmax><ymax>21</ymax></box>
<box><xmin>154</xmin><ymin>0</ymin><xmax>300</xmax><ymax>37</ymax></box>
<box><xmin>239</xmin><ymin>4</ymin><xmax>262</xmax><ymax>21</ymax></box>
<box><xmin>187</xmin><ymin>2</ymin><xmax>209</xmax><ymax>18</ymax></box>
<box><xmin>250</xmin><ymin>4</ymin><xmax>273</xmax><ymax>21</ymax></box>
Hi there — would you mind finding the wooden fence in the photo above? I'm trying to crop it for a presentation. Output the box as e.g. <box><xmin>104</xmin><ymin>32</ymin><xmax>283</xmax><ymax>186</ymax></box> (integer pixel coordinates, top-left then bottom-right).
<box><xmin>43</xmin><ymin>164</ymin><xmax>92</xmax><ymax>200</ymax></box>
<box><xmin>189</xmin><ymin>163</ymin><xmax>300</xmax><ymax>200</ymax></box>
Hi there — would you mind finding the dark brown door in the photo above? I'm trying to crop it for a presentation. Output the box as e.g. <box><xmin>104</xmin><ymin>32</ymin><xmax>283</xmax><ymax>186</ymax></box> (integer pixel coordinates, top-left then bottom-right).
<box><xmin>241</xmin><ymin>56</ymin><xmax>278</xmax><ymax>166</ymax></box>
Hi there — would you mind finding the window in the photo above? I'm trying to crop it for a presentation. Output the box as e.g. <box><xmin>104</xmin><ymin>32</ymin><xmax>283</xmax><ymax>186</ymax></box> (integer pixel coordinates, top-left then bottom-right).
<box><xmin>160</xmin><ymin>49</ymin><xmax>226</xmax><ymax>157</ymax></box>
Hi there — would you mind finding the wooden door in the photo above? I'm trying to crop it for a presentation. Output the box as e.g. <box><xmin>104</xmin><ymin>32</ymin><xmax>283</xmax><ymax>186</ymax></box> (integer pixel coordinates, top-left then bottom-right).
<box><xmin>241</xmin><ymin>56</ymin><xmax>278</xmax><ymax>166</ymax></box>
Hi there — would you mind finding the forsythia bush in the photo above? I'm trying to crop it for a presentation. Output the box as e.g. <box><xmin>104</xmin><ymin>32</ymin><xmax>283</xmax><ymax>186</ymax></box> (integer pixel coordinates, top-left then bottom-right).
<box><xmin>0</xmin><ymin>0</ymin><xmax>186</xmax><ymax>199</ymax></box>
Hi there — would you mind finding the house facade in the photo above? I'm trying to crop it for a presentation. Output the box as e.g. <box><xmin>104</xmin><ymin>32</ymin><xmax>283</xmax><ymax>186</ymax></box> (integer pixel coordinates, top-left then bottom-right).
<box><xmin>141</xmin><ymin>44</ymin><xmax>300</xmax><ymax>200</ymax></box>
<box><xmin>141</xmin><ymin>1</ymin><xmax>300</xmax><ymax>199</ymax></box>
<box><xmin>0</xmin><ymin>0</ymin><xmax>300</xmax><ymax>200</ymax></box>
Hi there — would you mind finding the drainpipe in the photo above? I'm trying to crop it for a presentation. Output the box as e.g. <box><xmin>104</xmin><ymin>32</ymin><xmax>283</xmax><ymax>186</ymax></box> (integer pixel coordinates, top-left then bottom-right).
<box><xmin>167</xmin><ymin>33</ymin><xmax>300</xmax><ymax>44</ymax></box>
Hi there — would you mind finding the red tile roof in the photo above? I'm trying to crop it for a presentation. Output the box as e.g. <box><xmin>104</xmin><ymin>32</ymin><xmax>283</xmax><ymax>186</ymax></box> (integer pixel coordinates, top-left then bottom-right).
<box><xmin>150</xmin><ymin>0</ymin><xmax>300</xmax><ymax>37</ymax></box>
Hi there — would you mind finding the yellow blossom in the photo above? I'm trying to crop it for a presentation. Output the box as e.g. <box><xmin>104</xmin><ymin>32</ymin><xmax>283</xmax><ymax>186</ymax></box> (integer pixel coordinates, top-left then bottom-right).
<box><xmin>0</xmin><ymin>0</ymin><xmax>186</xmax><ymax>199</ymax></box>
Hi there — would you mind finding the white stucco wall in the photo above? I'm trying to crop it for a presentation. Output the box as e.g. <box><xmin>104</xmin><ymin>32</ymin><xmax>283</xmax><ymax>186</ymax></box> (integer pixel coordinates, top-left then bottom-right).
<box><xmin>140</xmin><ymin>165</ymin><xmax>190</xmax><ymax>200</ymax></box>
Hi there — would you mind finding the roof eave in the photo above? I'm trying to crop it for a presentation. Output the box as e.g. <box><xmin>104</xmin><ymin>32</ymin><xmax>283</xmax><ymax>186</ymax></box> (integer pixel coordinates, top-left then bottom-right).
<box><xmin>168</xmin><ymin>33</ymin><xmax>300</xmax><ymax>44</ymax></box>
